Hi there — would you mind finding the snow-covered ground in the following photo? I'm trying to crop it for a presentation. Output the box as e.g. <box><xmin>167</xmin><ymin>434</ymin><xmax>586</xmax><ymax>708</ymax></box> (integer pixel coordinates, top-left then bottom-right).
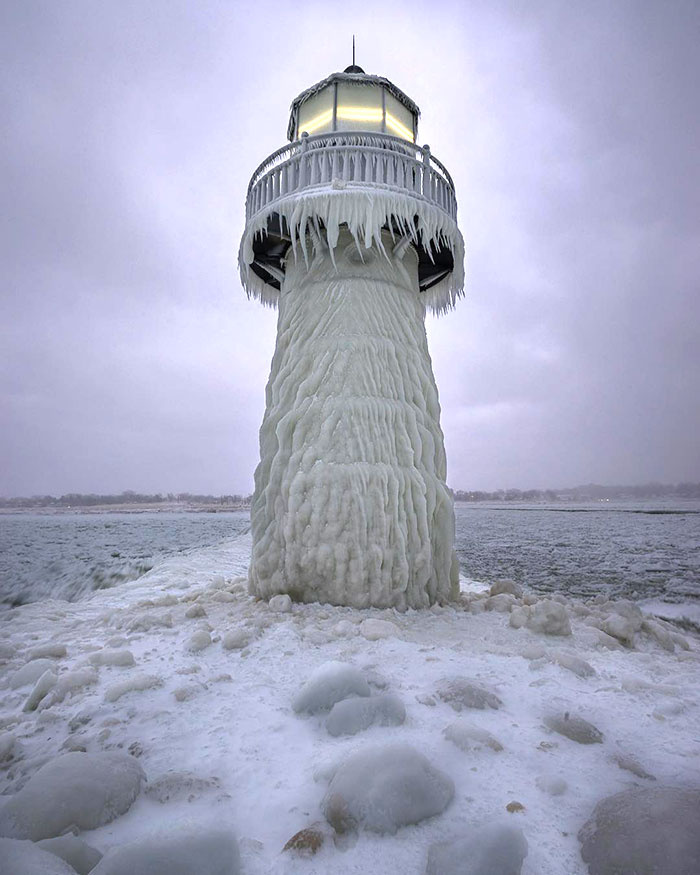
<box><xmin>1</xmin><ymin>531</ymin><xmax>699</xmax><ymax>873</ymax></box>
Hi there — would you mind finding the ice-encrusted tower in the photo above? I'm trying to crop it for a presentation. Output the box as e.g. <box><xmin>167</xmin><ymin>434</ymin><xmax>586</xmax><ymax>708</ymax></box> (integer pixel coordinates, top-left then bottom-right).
<box><xmin>239</xmin><ymin>64</ymin><xmax>464</xmax><ymax>609</ymax></box>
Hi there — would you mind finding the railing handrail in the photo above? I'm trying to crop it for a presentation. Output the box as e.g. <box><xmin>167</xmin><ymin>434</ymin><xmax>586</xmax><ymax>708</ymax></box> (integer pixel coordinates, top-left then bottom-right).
<box><xmin>246</xmin><ymin>131</ymin><xmax>455</xmax><ymax>196</ymax></box>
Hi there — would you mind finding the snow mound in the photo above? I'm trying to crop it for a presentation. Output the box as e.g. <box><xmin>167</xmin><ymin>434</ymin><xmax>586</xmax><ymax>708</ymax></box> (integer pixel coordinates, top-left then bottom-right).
<box><xmin>104</xmin><ymin>674</ymin><xmax>163</xmax><ymax>703</ymax></box>
<box><xmin>578</xmin><ymin>786</ymin><xmax>700</xmax><ymax>875</ymax></box>
<box><xmin>144</xmin><ymin>770</ymin><xmax>221</xmax><ymax>804</ymax></box>
<box><xmin>0</xmin><ymin>751</ymin><xmax>145</xmax><ymax>840</ymax></box>
<box><xmin>321</xmin><ymin>743</ymin><xmax>454</xmax><ymax>834</ymax></box>
<box><xmin>36</xmin><ymin>835</ymin><xmax>103</xmax><ymax>875</ymax></box>
<box><xmin>425</xmin><ymin>821</ymin><xmax>528</xmax><ymax>875</ymax></box>
<box><xmin>325</xmin><ymin>693</ymin><xmax>406</xmax><ymax>737</ymax></box>
<box><xmin>0</xmin><ymin>838</ymin><xmax>77</xmax><ymax>875</ymax></box>
<box><xmin>436</xmin><ymin>677</ymin><xmax>502</xmax><ymax>711</ymax></box>
<box><xmin>9</xmin><ymin>658</ymin><xmax>55</xmax><ymax>689</ymax></box>
<box><xmin>90</xmin><ymin>828</ymin><xmax>240</xmax><ymax>875</ymax></box>
<box><xmin>43</xmin><ymin>667</ymin><xmax>97</xmax><ymax>706</ymax></box>
<box><xmin>443</xmin><ymin>720</ymin><xmax>504</xmax><ymax>752</ymax></box>
<box><xmin>359</xmin><ymin>618</ymin><xmax>400</xmax><ymax>640</ymax></box>
<box><xmin>88</xmin><ymin>649</ymin><xmax>135</xmax><ymax>667</ymax></box>
<box><xmin>292</xmin><ymin>661</ymin><xmax>370</xmax><ymax>714</ymax></box>
<box><xmin>526</xmin><ymin>600</ymin><xmax>572</xmax><ymax>636</ymax></box>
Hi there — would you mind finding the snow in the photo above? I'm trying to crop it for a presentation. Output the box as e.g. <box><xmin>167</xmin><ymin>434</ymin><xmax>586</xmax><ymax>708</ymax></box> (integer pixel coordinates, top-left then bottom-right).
<box><xmin>0</xmin><ymin>530</ymin><xmax>698</xmax><ymax>873</ymax></box>
<box><xmin>36</xmin><ymin>835</ymin><xmax>103</xmax><ymax>875</ymax></box>
<box><xmin>248</xmin><ymin>227</ymin><xmax>458</xmax><ymax>609</ymax></box>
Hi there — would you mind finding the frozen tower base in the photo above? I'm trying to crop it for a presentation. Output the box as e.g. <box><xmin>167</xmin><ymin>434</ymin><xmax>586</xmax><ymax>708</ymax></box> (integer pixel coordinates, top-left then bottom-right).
<box><xmin>239</xmin><ymin>66</ymin><xmax>465</xmax><ymax>609</ymax></box>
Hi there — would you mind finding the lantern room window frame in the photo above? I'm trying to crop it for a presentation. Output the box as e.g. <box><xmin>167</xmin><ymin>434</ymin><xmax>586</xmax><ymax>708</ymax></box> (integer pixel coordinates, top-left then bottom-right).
<box><xmin>288</xmin><ymin>73</ymin><xmax>419</xmax><ymax>144</ymax></box>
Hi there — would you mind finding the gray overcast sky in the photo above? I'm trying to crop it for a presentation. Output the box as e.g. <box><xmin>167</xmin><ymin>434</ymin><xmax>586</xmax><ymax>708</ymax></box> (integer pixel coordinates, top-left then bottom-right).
<box><xmin>1</xmin><ymin>0</ymin><xmax>699</xmax><ymax>496</ymax></box>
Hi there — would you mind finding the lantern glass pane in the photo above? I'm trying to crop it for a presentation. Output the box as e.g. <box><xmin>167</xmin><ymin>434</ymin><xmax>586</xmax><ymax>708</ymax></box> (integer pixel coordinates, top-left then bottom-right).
<box><xmin>297</xmin><ymin>87</ymin><xmax>335</xmax><ymax>137</ymax></box>
<box><xmin>385</xmin><ymin>92</ymin><xmax>415</xmax><ymax>141</ymax></box>
<box><xmin>336</xmin><ymin>82</ymin><xmax>384</xmax><ymax>133</ymax></box>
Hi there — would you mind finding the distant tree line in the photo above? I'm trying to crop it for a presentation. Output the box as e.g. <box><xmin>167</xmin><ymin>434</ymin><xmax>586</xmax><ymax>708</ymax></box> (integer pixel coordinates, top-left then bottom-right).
<box><xmin>0</xmin><ymin>491</ymin><xmax>252</xmax><ymax>509</ymax></box>
<box><xmin>452</xmin><ymin>482</ymin><xmax>700</xmax><ymax>502</ymax></box>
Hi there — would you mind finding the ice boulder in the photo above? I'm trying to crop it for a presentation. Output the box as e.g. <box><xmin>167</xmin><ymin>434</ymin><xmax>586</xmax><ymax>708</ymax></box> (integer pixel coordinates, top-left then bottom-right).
<box><xmin>292</xmin><ymin>662</ymin><xmax>370</xmax><ymax>714</ymax></box>
<box><xmin>90</xmin><ymin>828</ymin><xmax>240</xmax><ymax>875</ymax></box>
<box><xmin>37</xmin><ymin>835</ymin><xmax>103</xmax><ymax>875</ymax></box>
<box><xmin>436</xmin><ymin>677</ymin><xmax>502</xmax><ymax>711</ymax></box>
<box><xmin>544</xmin><ymin>712</ymin><xmax>603</xmax><ymax>745</ymax></box>
<box><xmin>359</xmin><ymin>618</ymin><xmax>400</xmax><ymax>640</ymax></box>
<box><xmin>321</xmin><ymin>743</ymin><xmax>454</xmax><ymax>834</ymax></box>
<box><xmin>526</xmin><ymin>600</ymin><xmax>572</xmax><ymax>636</ymax></box>
<box><xmin>0</xmin><ymin>838</ymin><xmax>77</xmax><ymax>874</ymax></box>
<box><xmin>325</xmin><ymin>694</ymin><xmax>406</xmax><ymax>737</ymax></box>
<box><xmin>0</xmin><ymin>751</ymin><xmax>145</xmax><ymax>840</ymax></box>
<box><xmin>579</xmin><ymin>786</ymin><xmax>700</xmax><ymax>875</ymax></box>
<box><xmin>426</xmin><ymin>821</ymin><xmax>528</xmax><ymax>875</ymax></box>
<box><xmin>489</xmin><ymin>579</ymin><xmax>523</xmax><ymax>598</ymax></box>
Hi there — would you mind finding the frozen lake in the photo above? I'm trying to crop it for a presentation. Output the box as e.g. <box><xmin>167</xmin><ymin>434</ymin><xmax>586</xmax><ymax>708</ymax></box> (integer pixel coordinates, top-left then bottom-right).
<box><xmin>1</xmin><ymin>502</ymin><xmax>698</xmax><ymax>612</ymax></box>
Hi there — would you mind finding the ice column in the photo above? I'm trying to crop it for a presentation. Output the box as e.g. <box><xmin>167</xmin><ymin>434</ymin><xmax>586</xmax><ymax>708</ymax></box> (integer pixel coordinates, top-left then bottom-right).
<box><xmin>248</xmin><ymin>228</ymin><xmax>459</xmax><ymax>609</ymax></box>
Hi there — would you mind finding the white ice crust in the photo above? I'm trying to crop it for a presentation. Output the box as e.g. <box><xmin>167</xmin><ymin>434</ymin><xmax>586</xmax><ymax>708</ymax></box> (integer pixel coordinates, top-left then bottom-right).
<box><xmin>247</xmin><ymin>228</ymin><xmax>459</xmax><ymax>608</ymax></box>
<box><xmin>239</xmin><ymin>187</ymin><xmax>465</xmax><ymax>315</ymax></box>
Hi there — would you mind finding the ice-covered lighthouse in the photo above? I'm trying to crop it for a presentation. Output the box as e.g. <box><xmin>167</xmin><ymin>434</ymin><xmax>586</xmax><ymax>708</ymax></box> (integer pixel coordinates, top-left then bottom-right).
<box><xmin>239</xmin><ymin>61</ymin><xmax>464</xmax><ymax>609</ymax></box>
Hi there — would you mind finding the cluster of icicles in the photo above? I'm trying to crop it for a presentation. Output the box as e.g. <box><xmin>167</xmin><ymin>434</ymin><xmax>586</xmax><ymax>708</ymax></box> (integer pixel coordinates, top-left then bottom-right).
<box><xmin>239</xmin><ymin>187</ymin><xmax>465</xmax><ymax>316</ymax></box>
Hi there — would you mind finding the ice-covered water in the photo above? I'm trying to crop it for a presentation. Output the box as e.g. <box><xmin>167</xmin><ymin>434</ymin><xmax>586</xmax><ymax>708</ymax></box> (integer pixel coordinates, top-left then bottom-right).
<box><xmin>1</xmin><ymin>501</ymin><xmax>698</xmax><ymax>611</ymax></box>
<box><xmin>454</xmin><ymin>501</ymin><xmax>700</xmax><ymax>608</ymax></box>
<box><xmin>0</xmin><ymin>512</ymin><xmax>250</xmax><ymax>608</ymax></box>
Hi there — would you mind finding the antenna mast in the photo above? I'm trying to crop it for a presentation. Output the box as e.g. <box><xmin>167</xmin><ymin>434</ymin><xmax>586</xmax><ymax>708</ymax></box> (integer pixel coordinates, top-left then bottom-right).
<box><xmin>352</xmin><ymin>35</ymin><xmax>355</xmax><ymax>67</ymax></box>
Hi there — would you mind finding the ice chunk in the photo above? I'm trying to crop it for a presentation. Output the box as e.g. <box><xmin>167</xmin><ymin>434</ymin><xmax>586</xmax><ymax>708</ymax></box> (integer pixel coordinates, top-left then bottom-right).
<box><xmin>0</xmin><ymin>751</ymin><xmax>144</xmax><ymax>840</ymax></box>
<box><xmin>426</xmin><ymin>821</ymin><xmax>528</xmax><ymax>875</ymax></box>
<box><xmin>436</xmin><ymin>677</ymin><xmax>502</xmax><ymax>711</ymax></box>
<box><xmin>0</xmin><ymin>732</ymin><xmax>17</xmax><ymax>763</ymax></box>
<box><xmin>90</xmin><ymin>828</ymin><xmax>240</xmax><ymax>875</ymax></box>
<box><xmin>443</xmin><ymin>720</ymin><xmax>503</xmax><ymax>752</ymax></box>
<box><xmin>128</xmin><ymin>612</ymin><xmax>172</xmax><ymax>633</ymax></box>
<box><xmin>222</xmin><ymin>629</ymin><xmax>250</xmax><ymax>650</ymax></box>
<box><xmin>88</xmin><ymin>649</ymin><xmax>135</xmax><ymax>667</ymax></box>
<box><xmin>359</xmin><ymin>619</ymin><xmax>400</xmax><ymax>640</ymax></box>
<box><xmin>185</xmin><ymin>603</ymin><xmax>207</xmax><ymax>618</ymax></box>
<box><xmin>28</xmin><ymin>644</ymin><xmax>67</xmax><ymax>660</ymax></box>
<box><xmin>325</xmin><ymin>694</ymin><xmax>406</xmax><ymax>737</ymax></box>
<box><xmin>23</xmin><ymin>669</ymin><xmax>57</xmax><ymax>712</ymax></box>
<box><xmin>10</xmin><ymin>659</ymin><xmax>55</xmax><ymax>689</ymax></box>
<box><xmin>544</xmin><ymin>712</ymin><xmax>603</xmax><ymax>744</ymax></box>
<box><xmin>550</xmin><ymin>650</ymin><xmax>596</xmax><ymax>678</ymax></box>
<box><xmin>322</xmin><ymin>743</ymin><xmax>454</xmax><ymax>834</ymax></box>
<box><xmin>269</xmin><ymin>594</ymin><xmax>292</xmax><ymax>613</ymax></box>
<box><xmin>37</xmin><ymin>835</ymin><xmax>103</xmax><ymax>875</ymax></box>
<box><xmin>104</xmin><ymin>673</ymin><xmax>163</xmax><ymax>703</ymax></box>
<box><xmin>599</xmin><ymin>613</ymin><xmax>637</xmax><ymax>647</ymax></box>
<box><xmin>486</xmin><ymin>593</ymin><xmax>517</xmax><ymax>612</ymax></box>
<box><xmin>292</xmin><ymin>661</ymin><xmax>370</xmax><ymax>714</ymax></box>
<box><xmin>612</xmin><ymin>752</ymin><xmax>656</xmax><ymax>780</ymax></box>
<box><xmin>186</xmin><ymin>630</ymin><xmax>211</xmax><ymax>652</ymax></box>
<box><xmin>579</xmin><ymin>787</ymin><xmax>700</xmax><ymax>875</ymax></box>
<box><xmin>0</xmin><ymin>838</ymin><xmax>77</xmax><ymax>874</ymax></box>
<box><xmin>489</xmin><ymin>579</ymin><xmax>522</xmax><ymax>598</ymax></box>
<box><xmin>526</xmin><ymin>600</ymin><xmax>572</xmax><ymax>636</ymax></box>
<box><xmin>43</xmin><ymin>668</ymin><xmax>98</xmax><ymax>706</ymax></box>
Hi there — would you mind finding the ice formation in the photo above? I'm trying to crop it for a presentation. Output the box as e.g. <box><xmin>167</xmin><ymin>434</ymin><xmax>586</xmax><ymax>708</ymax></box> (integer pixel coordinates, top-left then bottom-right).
<box><xmin>245</xmin><ymin>225</ymin><xmax>460</xmax><ymax>608</ymax></box>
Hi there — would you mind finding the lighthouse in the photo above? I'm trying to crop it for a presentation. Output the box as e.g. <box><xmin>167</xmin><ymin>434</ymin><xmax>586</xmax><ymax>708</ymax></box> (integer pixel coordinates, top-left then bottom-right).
<box><xmin>239</xmin><ymin>63</ymin><xmax>465</xmax><ymax>609</ymax></box>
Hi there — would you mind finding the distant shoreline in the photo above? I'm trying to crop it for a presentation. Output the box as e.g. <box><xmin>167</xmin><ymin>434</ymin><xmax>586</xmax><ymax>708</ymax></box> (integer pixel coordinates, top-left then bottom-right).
<box><xmin>0</xmin><ymin>503</ymin><xmax>251</xmax><ymax>515</ymax></box>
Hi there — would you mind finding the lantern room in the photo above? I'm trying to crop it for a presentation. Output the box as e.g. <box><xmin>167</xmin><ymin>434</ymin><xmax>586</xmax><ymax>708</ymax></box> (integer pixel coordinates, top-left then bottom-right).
<box><xmin>287</xmin><ymin>65</ymin><xmax>419</xmax><ymax>143</ymax></box>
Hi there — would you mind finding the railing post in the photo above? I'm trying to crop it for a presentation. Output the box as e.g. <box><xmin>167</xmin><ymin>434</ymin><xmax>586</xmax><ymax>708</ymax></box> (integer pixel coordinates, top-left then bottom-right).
<box><xmin>422</xmin><ymin>144</ymin><xmax>431</xmax><ymax>198</ymax></box>
<box><xmin>298</xmin><ymin>132</ymin><xmax>309</xmax><ymax>190</ymax></box>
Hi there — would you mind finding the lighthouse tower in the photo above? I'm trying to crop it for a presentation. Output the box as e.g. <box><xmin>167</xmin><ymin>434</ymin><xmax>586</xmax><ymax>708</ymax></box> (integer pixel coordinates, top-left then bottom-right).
<box><xmin>239</xmin><ymin>63</ymin><xmax>464</xmax><ymax>609</ymax></box>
